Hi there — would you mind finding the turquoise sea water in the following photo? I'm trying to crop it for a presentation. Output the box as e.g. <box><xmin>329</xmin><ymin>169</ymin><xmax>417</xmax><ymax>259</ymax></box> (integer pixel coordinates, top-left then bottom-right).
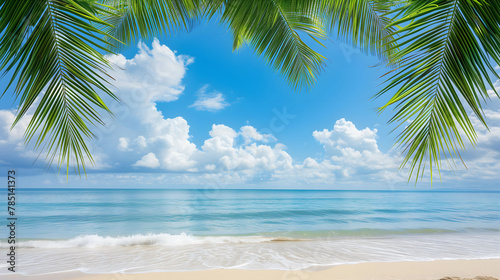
<box><xmin>1</xmin><ymin>189</ymin><xmax>500</xmax><ymax>274</ymax></box>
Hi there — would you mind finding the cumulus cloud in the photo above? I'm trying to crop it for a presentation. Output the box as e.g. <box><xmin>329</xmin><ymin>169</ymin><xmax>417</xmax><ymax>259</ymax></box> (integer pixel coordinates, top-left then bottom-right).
<box><xmin>133</xmin><ymin>152</ymin><xmax>160</xmax><ymax>168</ymax></box>
<box><xmin>89</xmin><ymin>40</ymin><xmax>199</xmax><ymax>172</ymax></box>
<box><xmin>106</xmin><ymin>38</ymin><xmax>193</xmax><ymax>103</ymax></box>
<box><xmin>240</xmin><ymin>126</ymin><xmax>275</xmax><ymax>144</ymax></box>
<box><xmin>197</xmin><ymin>124</ymin><xmax>292</xmax><ymax>172</ymax></box>
<box><xmin>270</xmin><ymin>119</ymin><xmax>403</xmax><ymax>185</ymax></box>
<box><xmin>117</xmin><ymin>137</ymin><xmax>131</xmax><ymax>151</ymax></box>
<box><xmin>0</xmin><ymin>110</ymin><xmax>37</xmax><ymax>168</ymax></box>
<box><xmin>313</xmin><ymin>118</ymin><xmax>399</xmax><ymax>174</ymax></box>
<box><xmin>189</xmin><ymin>85</ymin><xmax>230</xmax><ymax>112</ymax></box>
<box><xmin>313</xmin><ymin>118</ymin><xmax>379</xmax><ymax>153</ymax></box>
<box><xmin>0</xmin><ymin>110</ymin><xmax>29</xmax><ymax>146</ymax></box>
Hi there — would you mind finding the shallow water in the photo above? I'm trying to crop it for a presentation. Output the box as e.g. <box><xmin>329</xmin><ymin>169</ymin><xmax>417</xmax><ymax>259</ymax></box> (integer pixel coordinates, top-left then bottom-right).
<box><xmin>1</xmin><ymin>189</ymin><xmax>499</xmax><ymax>274</ymax></box>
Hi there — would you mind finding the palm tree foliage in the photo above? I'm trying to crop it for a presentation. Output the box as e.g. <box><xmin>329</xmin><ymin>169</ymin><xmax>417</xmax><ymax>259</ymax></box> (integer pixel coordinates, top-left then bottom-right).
<box><xmin>376</xmin><ymin>0</ymin><xmax>500</xmax><ymax>182</ymax></box>
<box><xmin>0</xmin><ymin>0</ymin><xmax>119</xmax><ymax>174</ymax></box>
<box><xmin>323</xmin><ymin>0</ymin><xmax>398</xmax><ymax>60</ymax></box>
<box><xmin>100</xmin><ymin>0</ymin><xmax>201</xmax><ymax>49</ymax></box>
<box><xmin>206</xmin><ymin>0</ymin><xmax>327</xmax><ymax>89</ymax></box>
<box><xmin>1</xmin><ymin>0</ymin><xmax>499</xmax><ymax>182</ymax></box>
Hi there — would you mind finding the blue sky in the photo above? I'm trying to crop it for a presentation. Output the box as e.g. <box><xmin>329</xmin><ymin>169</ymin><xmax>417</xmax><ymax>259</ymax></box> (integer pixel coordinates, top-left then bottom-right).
<box><xmin>1</xmin><ymin>20</ymin><xmax>500</xmax><ymax>190</ymax></box>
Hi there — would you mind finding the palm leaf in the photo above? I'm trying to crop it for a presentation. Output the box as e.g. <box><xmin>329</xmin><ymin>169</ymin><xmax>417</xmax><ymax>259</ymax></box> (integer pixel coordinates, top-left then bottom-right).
<box><xmin>206</xmin><ymin>0</ymin><xmax>327</xmax><ymax>90</ymax></box>
<box><xmin>0</xmin><ymin>0</ymin><xmax>118</xmax><ymax>175</ymax></box>
<box><xmin>99</xmin><ymin>0</ymin><xmax>201</xmax><ymax>49</ymax></box>
<box><xmin>376</xmin><ymin>0</ymin><xmax>500</xmax><ymax>182</ymax></box>
<box><xmin>322</xmin><ymin>0</ymin><xmax>399</xmax><ymax>61</ymax></box>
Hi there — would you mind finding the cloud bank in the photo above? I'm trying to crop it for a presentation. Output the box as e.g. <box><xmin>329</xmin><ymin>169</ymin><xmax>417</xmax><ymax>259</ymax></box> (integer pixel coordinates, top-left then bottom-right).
<box><xmin>1</xmin><ymin>41</ymin><xmax>500</xmax><ymax>189</ymax></box>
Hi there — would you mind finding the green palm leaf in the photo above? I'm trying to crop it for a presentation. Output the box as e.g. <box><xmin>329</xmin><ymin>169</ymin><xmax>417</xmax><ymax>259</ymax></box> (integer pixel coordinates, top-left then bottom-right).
<box><xmin>0</xmin><ymin>0</ymin><xmax>118</xmax><ymax>174</ymax></box>
<box><xmin>207</xmin><ymin>0</ymin><xmax>327</xmax><ymax>89</ymax></box>
<box><xmin>376</xmin><ymin>0</ymin><xmax>500</xmax><ymax>182</ymax></box>
<box><xmin>323</xmin><ymin>0</ymin><xmax>398</xmax><ymax>60</ymax></box>
<box><xmin>99</xmin><ymin>0</ymin><xmax>200</xmax><ymax>49</ymax></box>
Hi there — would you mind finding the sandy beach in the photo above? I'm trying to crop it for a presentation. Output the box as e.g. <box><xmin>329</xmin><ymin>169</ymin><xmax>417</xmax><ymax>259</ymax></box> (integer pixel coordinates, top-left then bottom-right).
<box><xmin>3</xmin><ymin>259</ymin><xmax>500</xmax><ymax>280</ymax></box>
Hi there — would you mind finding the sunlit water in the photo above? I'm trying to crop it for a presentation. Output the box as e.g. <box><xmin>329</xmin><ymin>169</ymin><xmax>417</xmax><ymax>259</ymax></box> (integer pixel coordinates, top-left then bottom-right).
<box><xmin>1</xmin><ymin>189</ymin><xmax>499</xmax><ymax>275</ymax></box>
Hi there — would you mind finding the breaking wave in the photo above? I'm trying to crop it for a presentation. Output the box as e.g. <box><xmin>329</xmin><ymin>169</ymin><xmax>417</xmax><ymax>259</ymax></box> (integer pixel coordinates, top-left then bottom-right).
<box><xmin>1</xmin><ymin>233</ymin><xmax>304</xmax><ymax>249</ymax></box>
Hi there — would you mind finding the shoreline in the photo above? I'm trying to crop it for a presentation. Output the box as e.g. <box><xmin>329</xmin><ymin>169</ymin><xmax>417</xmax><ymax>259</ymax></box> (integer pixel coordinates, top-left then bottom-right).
<box><xmin>3</xmin><ymin>259</ymin><xmax>500</xmax><ymax>280</ymax></box>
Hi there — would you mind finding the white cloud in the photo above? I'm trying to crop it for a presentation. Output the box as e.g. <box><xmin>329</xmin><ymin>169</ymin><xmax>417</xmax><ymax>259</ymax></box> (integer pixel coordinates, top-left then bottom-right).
<box><xmin>96</xmin><ymin>40</ymin><xmax>200</xmax><ymax>171</ymax></box>
<box><xmin>240</xmin><ymin>126</ymin><xmax>275</xmax><ymax>144</ymax></box>
<box><xmin>197</xmin><ymin>124</ymin><xmax>292</xmax><ymax>172</ymax></box>
<box><xmin>89</xmin><ymin>41</ymin><xmax>290</xmax><ymax>175</ymax></box>
<box><xmin>189</xmin><ymin>85</ymin><xmax>229</xmax><ymax>112</ymax></box>
<box><xmin>107</xmin><ymin>38</ymin><xmax>193</xmax><ymax>103</ymax></box>
<box><xmin>269</xmin><ymin>119</ymin><xmax>406</xmax><ymax>186</ymax></box>
<box><xmin>312</xmin><ymin>118</ymin><xmax>400</xmax><ymax>179</ymax></box>
<box><xmin>313</xmin><ymin>118</ymin><xmax>379</xmax><ymax>152</ymax></box>
<box><xmin>209</xmin><ymin>124</ymin><xmax>238</xmax><ymax>139</ymax></box>
<box><xmin>0</xmin><ymin>110</ymin><xmax>30</xmax><ymax>145</ymax></box>
<box><xmin>134</xmin><ymin>136</ymin><xmax>148</xmax><ymax>149</ymax></box>
<box><xmin>117</xmin><ymin>137</ymin><xmax>130</xmax><ymax>151</ymax></box>
<box><xmin>0</xmin><ymin>110</ymin><xmax>35</xmax><ymax>166</ymax></box>
<box><xmin>133</xmin><ymin>152</ymin><xmax>160</xmax><ymax>168</ymax></box>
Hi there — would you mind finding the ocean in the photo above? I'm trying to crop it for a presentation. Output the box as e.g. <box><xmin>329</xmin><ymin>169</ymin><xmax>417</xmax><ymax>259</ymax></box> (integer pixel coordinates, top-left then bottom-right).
<box><xmin>1</xmin><ymin>189</ymin><xmax>499</xmax><ymax>275</ymax></box>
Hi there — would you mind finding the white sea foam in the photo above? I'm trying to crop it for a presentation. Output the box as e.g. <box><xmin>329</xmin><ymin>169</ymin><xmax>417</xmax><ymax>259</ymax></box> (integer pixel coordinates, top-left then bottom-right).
<box><xmin>1</xmin><ymin>232</ymin><xmax>499</xmax><ymax>275</ymax></box>
<box><xmin>0</xmin><ymin>233</ymin><xmax>302</xmax><ymax>249</ymax></box>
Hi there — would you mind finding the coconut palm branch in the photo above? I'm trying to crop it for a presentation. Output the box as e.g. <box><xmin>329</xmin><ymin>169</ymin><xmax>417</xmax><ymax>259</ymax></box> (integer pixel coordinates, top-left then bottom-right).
<box><xmin>322</xmin><ymin>0</ymin><xmax>398</xmax><ymax>60</ymax></box>
<box><xmin>208</xmin><ymin>0</ymin><xmax>398</xmax><ymax>89</ymax></box>
<box><xmin>376</xmin><ymin>0</ymin><xmax>500</xmax><ymax>182</ymax></box>
<box><xmin>99</xmin><ymin>0</ymin><xmax>201</xmax><ymax>50</ymax></box>
<box><xmin>0</xmin><ymin>0</ymin><xmax>119</xmax><ymax>174</ymax></box>
<box><xmin>195</xmin><ymin>0</ymin><xmax>328</xmax><ymax>89</ymax></box>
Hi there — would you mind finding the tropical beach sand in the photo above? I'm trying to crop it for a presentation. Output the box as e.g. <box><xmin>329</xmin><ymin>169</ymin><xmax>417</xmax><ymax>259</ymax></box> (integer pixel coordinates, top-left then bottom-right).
<box><xmin>3</xmin><ymin>259</ymin><xmax>500</xmax><ymax>280</ymax></box>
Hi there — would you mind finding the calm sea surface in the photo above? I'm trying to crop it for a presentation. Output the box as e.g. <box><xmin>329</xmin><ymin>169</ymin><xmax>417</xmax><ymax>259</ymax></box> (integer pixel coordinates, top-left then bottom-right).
<box><xmin>1</xmin><ymin>189</ymin><xmax>499</xmax><ymax>274</ymax></box>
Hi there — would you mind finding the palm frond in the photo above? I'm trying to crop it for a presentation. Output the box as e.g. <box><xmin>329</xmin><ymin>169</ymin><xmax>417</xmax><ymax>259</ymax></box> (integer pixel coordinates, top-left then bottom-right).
<box><xmin>99</xmin><ymin>0</ymin><xmax>201</xmax><ymax>50</ymax></box>
<box><xmin>376</xmin><ymin>0</ymin><xmax>500</xmax><ymax>182</ymax></box>
<box><xmin>0</xmin><ymin>0</ymin><xmax>118</xmax><ymax>175</ymax></box>
<box><xmin>207</xmin><ymin>0</ymin><xmax>327</xmax><ymax>90</ymax></box>
<box><xmin>322</xmin><ymin>0</ymin><xmax>399</xmax><ymax>61</ymax></box>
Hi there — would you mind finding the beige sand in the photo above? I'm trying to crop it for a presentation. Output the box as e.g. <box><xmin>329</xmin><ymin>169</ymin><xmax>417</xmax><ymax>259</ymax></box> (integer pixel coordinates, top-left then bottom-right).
<box><xmin>3</xmin><ymin>259</ymin><xmax>500</xmax><ymax>280</ymax></box>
